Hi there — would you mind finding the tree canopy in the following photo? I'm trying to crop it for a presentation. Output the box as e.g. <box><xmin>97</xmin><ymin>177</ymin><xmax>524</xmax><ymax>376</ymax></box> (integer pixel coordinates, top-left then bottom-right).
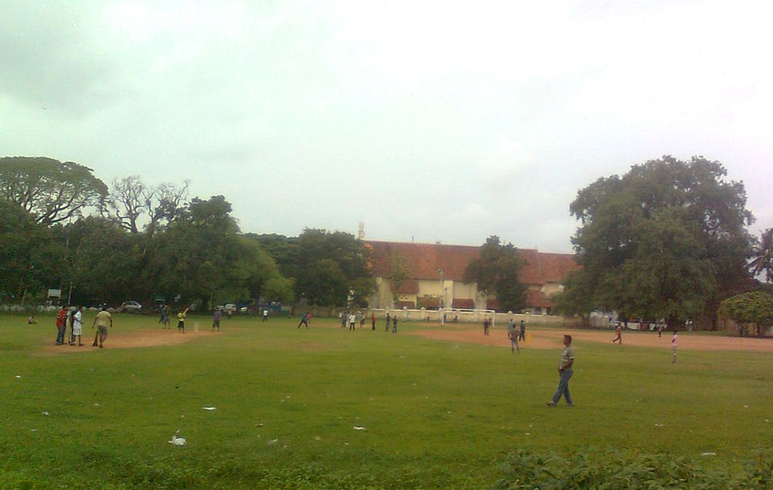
<box><xmin>719</xmin><ymin>291</ymin><xmax>773</xmax><ymax>337</ymax></box>
<box><xmin>463</xmin><ymin>236</ymin><xmax>527</xmax><ymax>312</ymax></box>
<box><xmin>0</xmin><ymin>156</ymin><xmax>108</xmax><ymax>225</ymax></box>
<box><xmin>559</xmin><ymin>156</ymin><xmax>755</xmax><ymax>327</ymax></box>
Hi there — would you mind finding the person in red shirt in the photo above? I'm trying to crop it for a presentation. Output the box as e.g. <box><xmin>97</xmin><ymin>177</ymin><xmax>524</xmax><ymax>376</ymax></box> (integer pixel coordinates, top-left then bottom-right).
<box><xmin>55</xmin><ymin>305</ymin><xmax>68</xmax><ymax>345</ymax></box>
<box><xmin>612</xmin><ymin>323</ymin><xmax>622</xmax><ymax>344</ymax></box>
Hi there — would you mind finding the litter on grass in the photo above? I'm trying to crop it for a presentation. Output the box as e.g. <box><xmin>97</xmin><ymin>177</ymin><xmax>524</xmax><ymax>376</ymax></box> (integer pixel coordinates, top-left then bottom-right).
<box><xmin>353</xmin><ymin>426</ymin><xmax>367</xmax><ymax>431</ymax></box>
<box><xmin>202</xmin><ymin>407</ymin><xmax>216</xmax><ymax>411</ymax></box>
<box><xmin>169</xmin><ymin>429</ymin><xmax>186</xmax><ymax>446</ymax></box>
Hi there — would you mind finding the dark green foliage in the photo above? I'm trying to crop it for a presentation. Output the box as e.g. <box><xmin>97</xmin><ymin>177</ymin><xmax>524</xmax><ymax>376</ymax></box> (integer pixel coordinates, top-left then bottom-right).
<box><xmin>560</xmin><ymin>156</ymin><xmax>754</xmax><ymax>327</ymax></box>
<box><xmin>0</xmin><ymin>200</ymin><xmax>65</xmax><ymax>302</ymax></box>
<box><xmin>495</xmin><ymin>447</ymin><xmax>773</xmax><ymax>490</ymax></box>
<box><xmin>464</xmin><ymin>236</ymin><xmax>527</xmax><ymax>312</ymax></box>
<box><xmin>719</xmin><ymin>291</ymin><xmax>773</xmax><ymax>337</ymax></box>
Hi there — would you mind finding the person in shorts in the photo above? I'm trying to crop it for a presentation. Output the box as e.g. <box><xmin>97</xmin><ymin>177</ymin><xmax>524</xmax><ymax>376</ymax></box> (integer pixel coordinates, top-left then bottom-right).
<box><xmin>177</xmin><ymin>307</ymin><xmax>189</xmax><ymax>333</ymax></box>
<box><xmin>92</xmin><ymin>306</ymin><xmax>112</xmax><ymax>348</ymax></box>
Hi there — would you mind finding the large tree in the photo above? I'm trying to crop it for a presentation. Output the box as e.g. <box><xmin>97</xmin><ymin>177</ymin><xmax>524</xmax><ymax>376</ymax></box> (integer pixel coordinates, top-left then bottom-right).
<box><xmin>561</xmin><ymin>156</ymin><xmax>754</xmax><ymax>327</ymax></box>
<box><xmin>0</xmin><ymin>156</ymin><xmax>108</xmax><ymax>225</ymax></box>
<box><xmin>292</xmin><ymin>229</ymin><xmax>374</xmax><ymax>307</ymax></box>
<box><xmin>65</xmin><ymin>216</ymin><xmax>140</xmax><ymax>306</ymax></box>
<box><xmin>0</xmin><ymin>200</ymin><xmax>64</xmax><ymax>302</ymax></box>
<box><xmin>103</xmin><ymin>175</ymin><xmax>189</xmax><ymax>236</ymax></box>
<box><xmin>463</xmin><ymin>236</ymin><xmax>527</xmax><ymax>312</ymax></box>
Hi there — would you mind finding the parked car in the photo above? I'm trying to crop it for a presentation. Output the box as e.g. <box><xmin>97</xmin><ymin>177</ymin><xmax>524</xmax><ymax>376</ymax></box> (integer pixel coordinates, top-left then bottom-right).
<box><xmin>121</xmin><ymin>301</ymin><xmax>142</xmax><ymax>313</ymax></box>
<box><xmin>223</xmin><ymin>304</ymin><xmax>237</xmax><ymax>313</ymax></box>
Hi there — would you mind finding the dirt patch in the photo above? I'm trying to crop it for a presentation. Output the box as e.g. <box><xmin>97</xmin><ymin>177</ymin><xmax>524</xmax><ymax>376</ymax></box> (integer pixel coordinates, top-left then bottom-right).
<box><xmin>411</xmin><ymin>327</ymin><xmax>773</xmax><ymax>352</ymax></box>
<box><xmin>40</xmin><ymin>329</ymin><xmax>219</xmax><ymax>354</ymax></box>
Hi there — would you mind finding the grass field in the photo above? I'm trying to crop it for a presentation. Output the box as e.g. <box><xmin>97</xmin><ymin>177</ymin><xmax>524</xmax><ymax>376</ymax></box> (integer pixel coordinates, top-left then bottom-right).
<box><xmin>3</xmin><ymin>312</ymin><xmax>773</xmax><ymax>489</ymax></box>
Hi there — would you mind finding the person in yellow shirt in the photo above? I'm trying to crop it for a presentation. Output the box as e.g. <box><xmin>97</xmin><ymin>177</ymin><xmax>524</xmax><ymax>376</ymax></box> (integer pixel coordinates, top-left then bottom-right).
<box><xmin>177</xmin><ymin>307</ymin><xmax>189</xmax><ymax>333</ymax></box>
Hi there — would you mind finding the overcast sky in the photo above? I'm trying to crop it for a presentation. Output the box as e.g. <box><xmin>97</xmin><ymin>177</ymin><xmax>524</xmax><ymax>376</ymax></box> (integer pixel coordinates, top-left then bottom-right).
<box><xmin>2</xmin><ymin>1</ymin><xmax>772</xmax><ymax>253</ymax></box>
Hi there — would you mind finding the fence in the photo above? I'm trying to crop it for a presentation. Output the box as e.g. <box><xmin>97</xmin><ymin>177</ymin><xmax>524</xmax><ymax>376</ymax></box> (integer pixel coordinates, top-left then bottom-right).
<box><xmin>296</xmin><ymin>305</ymin><xmax>570</xmax><ymax>327</ymax></box>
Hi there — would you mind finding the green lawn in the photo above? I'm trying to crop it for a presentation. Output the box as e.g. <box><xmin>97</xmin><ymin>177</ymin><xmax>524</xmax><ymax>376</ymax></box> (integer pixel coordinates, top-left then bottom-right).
<box><xmin>2</xmin><ymin>312</ymin><xmax>773</xmax><ymax>489</ymax></box>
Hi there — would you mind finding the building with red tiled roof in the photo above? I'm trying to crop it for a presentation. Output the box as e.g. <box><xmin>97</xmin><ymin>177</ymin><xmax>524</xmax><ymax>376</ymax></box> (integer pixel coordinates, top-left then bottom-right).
<box><xmin>365</xmin><ymin>240</ymin><xmax>579</xmax><ymax>313</ymax></box>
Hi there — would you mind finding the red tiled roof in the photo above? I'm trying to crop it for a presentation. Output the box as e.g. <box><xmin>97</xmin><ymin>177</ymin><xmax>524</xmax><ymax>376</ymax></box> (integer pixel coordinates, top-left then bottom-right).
<box><xmin>366</xmin><ymin>240</ymin><xmax>578</xmax><ymax>287</ymax></box>
<box><xmin>526</xmin><ymin>290</ymin><xmax>553</xmax><ymax>308</ymax></box>
<box><xmin>538</xmin><ymin>253</ymin><xmax>582</xmax><ymax>283</ymax></box>
<box><xmin>452</xmin><ymin>298</ymin><xmax>475</xmax><ymax>309</ymax></box>
<box><xmin>392</xmin><ymin>278</ymin><xmax>419</xmax><ymax>294</ymax></box>
<box><xmin>366</xmin><ymin>241</ymin><xmax>479</xmax><ymax>281</ymax></box>
<box><xmin>486</xmin><ymin>299</ymin><xmax>499</xmax><ymax>310</ymax></box>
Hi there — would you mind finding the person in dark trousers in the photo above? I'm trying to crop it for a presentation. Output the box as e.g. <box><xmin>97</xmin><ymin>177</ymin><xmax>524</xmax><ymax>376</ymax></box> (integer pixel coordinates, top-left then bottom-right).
<box><xmin>386</xmin><ymin>313</ymin><xmax>391</xmax><ymax>332</ymax></box>
<box><xmin>392</xmin><ymin>315</ymin><xmax>398</xmax><ymax>333</ymax></box>
<box><xmin>298</xmin><ymin>312</ymin><xmax>310</xmax><ymax>328</ymax></box>
<box><xmin>212</xmin><ymin>308</ymin><xmax>222</xmax><ymax>331</ymax></box>
<box><xmin>547</xmin><ymin>335</ymin><xmax>575</xmax><ymax>407</ymax></box>
<box><xmin>55</xmin><ymin>305</ymin><xmax>68</xmax><ymax>345</ymax></box>
<box><xmin>518</xmin><ymin>320</ymin><xmax>526</xmax><ymax>341</ymax></box>
<box><xmin>612</xmin><ymin>323</ymin><xmax>622</xmax><ymax>344</ymax></box>
<box><xmin>371</xmin><ymin>312</ymin><xmax>376</xmax><ymax>330</ymax></box>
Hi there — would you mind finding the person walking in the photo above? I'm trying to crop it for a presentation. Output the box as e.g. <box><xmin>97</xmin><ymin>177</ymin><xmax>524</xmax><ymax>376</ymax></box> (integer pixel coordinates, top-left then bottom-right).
<box><xmin>507</xmin><ymin>318</ymin><xmax>520</xmax><ymax>354</ymax></box>
<box><xmin>392</xmin><ymin>315</ymin><xmax>398</xmax><ymax>333</ymax></box>
<box><xmin>547</xmin><ymin>334</ymin><xmax>575</xmax><ymax>407</ymax></box>
<box><xmin>262</xmin><ymin>308</ymin><xmax>269</xmax><ymax>322</ymax></box>
<box><xmin>612</xmin><ymin>323</ymin><xmax>622</xmax><ymax>344</ymax></box>
<box><xmin>159</xmin><ymin>304</ymin><xmax>168</xmax><ymax>327</ymax></box>
<box><xmin>386</xmin><ymin>312</ymin><xmax>391</xmax><ymax>332</ymax></box>
<box><xmin>671</xmin><ymin>331</ymin><xmax>678</xmax><ymax>363</ymax></box>
<box><xmin>371</xmin><ymin>312</ymin><xmax>376</xmax><ymax>330</ymax></box>
<box><xmin>518</xmin><ymin>320</ymin><xmax>526</xmax><ymax>342</ymax></box>
<box><xmin>483</xmin><ymin>317</ymin><xmax>491</xmax><ymax>336</ymax></box>
<box><xmin>55</xmin><ymin>305</ymin><xmax>67</xmax><ymax>345</ymax></box>
<box><xmin>91</xmin><ymin>306</ymin><xmax>112</xmax><ymax>348</ymax></box>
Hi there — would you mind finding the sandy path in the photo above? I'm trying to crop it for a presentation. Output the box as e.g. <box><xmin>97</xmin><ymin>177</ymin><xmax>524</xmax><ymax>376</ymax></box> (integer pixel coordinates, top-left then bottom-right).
<box><xmin>40</xmin><ymin>328</ymin><xmax>220</xmax><ymax>354</ymax></box>
<box><xmin>411</xmin><ymin>327</ymin><xmax>773</xmax><ymax>352</ymax></box>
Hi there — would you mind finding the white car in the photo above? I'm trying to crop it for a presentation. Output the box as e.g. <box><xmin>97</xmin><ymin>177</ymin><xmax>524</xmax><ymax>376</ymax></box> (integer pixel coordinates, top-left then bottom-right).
<box><xmin>223</xmin><ymin>304</ymin><xmax>237</xmax><ymax>313</ymax></box>
<box><xmin>121</xmin><ymin>301</ymin><xmax>142</xmax><ymax>313</ymax></box>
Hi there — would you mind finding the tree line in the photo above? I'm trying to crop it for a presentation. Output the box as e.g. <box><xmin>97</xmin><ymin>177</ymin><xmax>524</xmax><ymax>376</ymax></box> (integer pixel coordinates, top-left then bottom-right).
<box><xmin>2</xmin><ymin>155</ymin><xmax>771</xmax><ymax>331</ymax></box>
<box><xmin>0</xmin><ymin>157</ymin><xmax>373</xmax><ymax>310</ymax></box>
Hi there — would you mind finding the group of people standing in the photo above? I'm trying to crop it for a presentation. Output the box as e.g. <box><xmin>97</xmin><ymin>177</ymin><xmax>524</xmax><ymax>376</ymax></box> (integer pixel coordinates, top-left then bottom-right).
<box><xmin>54</xmin><ymin>305</ymin><xmax>112</xmax><ymax>348</ymax></box>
